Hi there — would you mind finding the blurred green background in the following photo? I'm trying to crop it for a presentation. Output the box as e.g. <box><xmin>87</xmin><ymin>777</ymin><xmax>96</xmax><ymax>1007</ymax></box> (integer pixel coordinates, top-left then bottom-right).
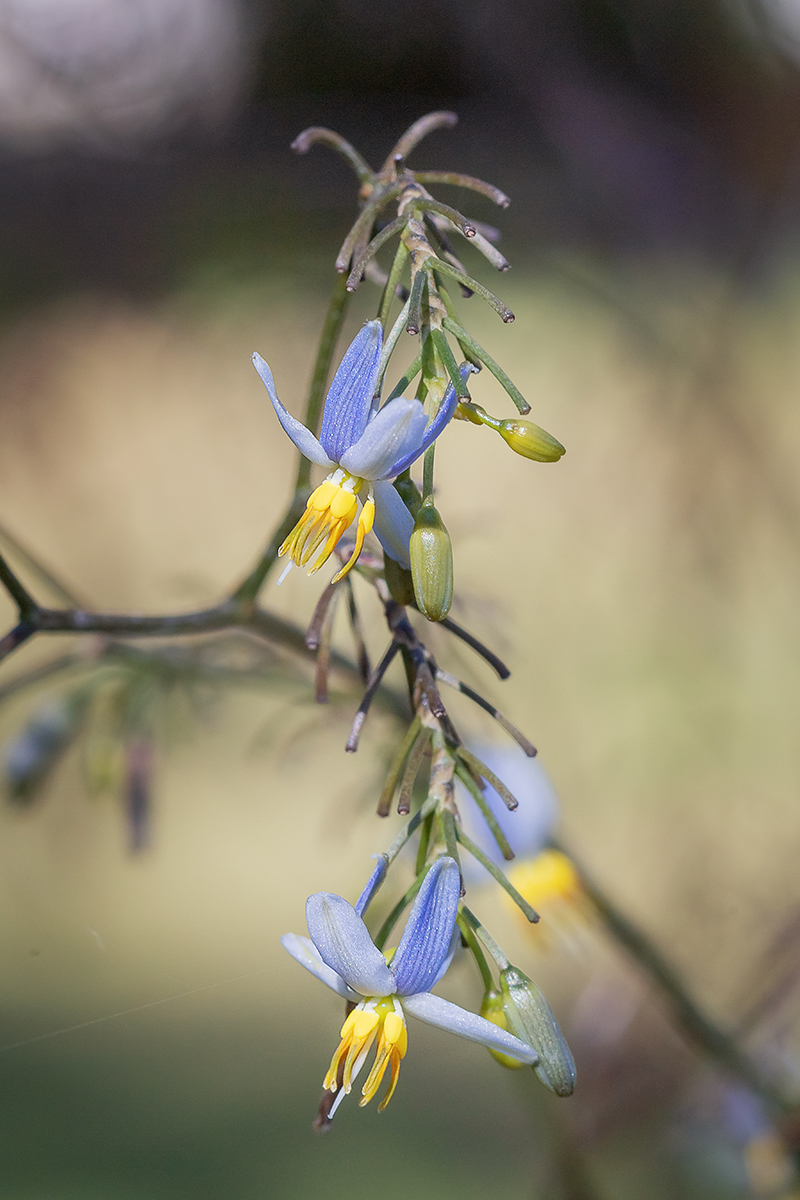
<box><xmin>0</xmin><ymin>1</ymin><xmax>799</xmax><ymax>1197</ymax></box>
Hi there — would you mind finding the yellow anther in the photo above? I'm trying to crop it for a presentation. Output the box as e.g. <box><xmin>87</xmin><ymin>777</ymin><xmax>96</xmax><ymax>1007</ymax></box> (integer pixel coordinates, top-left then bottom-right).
<box><xmin>279</xmin><ymin>471</ymin><xmax>368</xmax><ymax>577</ymax></box>
<box><xmin>382</xmin><ymin>1011</ymin><xmax>405</xmax><ymax>1047</ymax></box>
<box><xmin>330</xmin><ymin>488</ymin><xmax>359</xmax><ymax>521</ymax></box>
<box><xmin>352</xmin><ymin>1009</ymin><xmax>380</xmax><ymax>1040</ymax></box>
<box><xmin>324</xmin><ymin>997</ymin><xmax>408</xmax><ymax>1113</ymax></box>
<box><xmin>331</xmin><ymin>494</ymin><xmax>375</xmax><ymax>584</ymax></box>
<box><xmin>309</xmin><ymin>479</ymin><xmax>339</xmax><ymax>510</ymax></box>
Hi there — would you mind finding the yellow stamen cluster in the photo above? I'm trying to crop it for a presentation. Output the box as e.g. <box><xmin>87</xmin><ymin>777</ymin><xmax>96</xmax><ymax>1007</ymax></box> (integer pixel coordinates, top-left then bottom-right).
<box><xmin>324</xmin><ymin>997</ymin><xmax>408</xmax><ymax>1112</ymax></box>
<box><xmin>279</xmin><ymin>469</ymin><xmax>375</xmax><ymax>583</ymax></box>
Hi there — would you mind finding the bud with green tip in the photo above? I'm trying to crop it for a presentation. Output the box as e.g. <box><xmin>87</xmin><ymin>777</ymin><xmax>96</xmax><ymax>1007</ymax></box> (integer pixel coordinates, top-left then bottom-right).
<box><xmin>409</xmin><ymin>501</ymin><xmax>453</xmax><ymax>622</ymax></box>
<box><xmin>480</xmin><ymin>988</ymin><xmax>527</xmax><ymax>1070</ymax></box>
<box><xmin>498</xmin><ymin>419</ymin><xmax>565</xmax><ymax>462</ymax></box>
<box><xmin>500</xmin><ymin>966</ymin><xmax>576</xmax><ymax>1096</ymax></box>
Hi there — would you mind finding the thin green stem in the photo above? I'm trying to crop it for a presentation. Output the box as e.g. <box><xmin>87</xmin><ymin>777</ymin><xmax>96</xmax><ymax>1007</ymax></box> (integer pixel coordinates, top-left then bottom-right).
<box><xmin>346</xmin><ymin>216</ymin><xmax>407</xmax><ymax>292</ymax></box>
<box><xmin>422</xmin><ymin>444</ymin><xmax>435</xmax><ymax>502</ymax></box>
<box><xmin>431</xmin><ymin>260</ymin><xmax>514</xmax><ymax>323</ymax></box>
<box><xmin>454</xmin><ymin>762</ymin><xmax>514</xmax><ymax>861</ymax></box>
<box><xmin>410</xmin><ymin>198</ymin><xmax>476</xmax><ymax>239</ymax></box>
<box><xmin>412</xmin><ymin>172</ymin><xmax>510</xmax><ymax>208</ymax></box>
<box><xmin>406</xmin><ymin>268</ymin><xmax>427</xmax><ymax>336</ymax></box>
<box><xmin>291</xmin><ymin>127</ymin><xmax>374</xmax><ymax>184</ymax></box>
<box><xmin>440</xmin><ymin>809</ymin><xmax>461</xmax><ymax>871</ymax></box>
<box><xmin>296</xmin><ymin>271</ymin><xmax>351</xmax><ymax>485</ymax></box>
<box><xmin>429</xmin><ymin>328</ymin><xmax>471</xmax><ymax>398</ymax></box>
<box><xmin>456</xmin><ymin>826</ymin><xmax>539</xmax><ymax>923</ymax></box>
<box><xmin>379</xmin><ymin>240</ymin><xmax>410</xmax><ymax>329</ymax></box>
<box><xmin>384</xmin><ymin>111</ymin><xmax>458</xmax><ymax>171</ymax></box>
<box><xmin>441</xmin><ymin>315</ymin><xmax>531</xmax><ymax>415</ymax></box>
<box><xmin>384</xmin><ymin>793</ymin><xmax>437</xmax><ymax>866</ymax></box>
<box><xmin>457</xmin><ymin>746</ymin><xmax>519</xmax><ymax>811</ymax></box>
<box><xmin>396</xmin><ymin>728</ymin><xmax>430</xmax><ymax>816</ymax></box>
<box><xmin>377</xmin><ymin>298</ymin><xmax>412</xmax><ymax>397</ymax></box>
<box><xmin>374</xmin><ymin>874</ymin><xmax>424</xmax><ymax>951</ymax></box>
<box><xmin>385</xmin><ymin>352</ymin><xmax>423</xmax><ymax>403</ymax></box>
<box><xmin>377</xmin><ymin>715</ymin><xmax>422</xmax><ymax>817</ymax></box>
<box><xmin>456</xmin><ymin>912</ymin><xmax>495</xmax><ymax>991</ymax></box>
<box><xmin>415</xmin><ymin>810</ymin><xmax>433</xmax><ymax>876</ymax></box>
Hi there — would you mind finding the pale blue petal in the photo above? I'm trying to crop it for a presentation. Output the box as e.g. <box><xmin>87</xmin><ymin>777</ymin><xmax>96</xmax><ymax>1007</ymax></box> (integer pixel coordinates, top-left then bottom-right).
<box><xmin>339</xmin><ymin>398</ymin><xmax>427</xmax><ymax>481</ymax></box>
<box><xmin>280</xmin><ymin>933</ymin><xmax>359</xmax><ymax>1000</ymax></box>
<box><xmin>430</xmin><ymin>922</ymin><xmax>462</xmax><ymax>988</ymax></box>
<box><xmin>354</xmin><ymin>857</ymin><xmax>387</xmax><ymax>917</ymax></box>
<box><xmin>252</xmin><ymin>353</ymin><xmax>335</xmax><ymax>468</ymax></box>
<box><xmin>403</xmin><ymin>992</ymin><xmax>538</xmax><ymax>1063</ymax></box>
<box><xmin>373</xmin><ymin>480</ymin><xmax>414</xmax><ymax>568</ymax></box>
<box><xmin>392</xmin><ymin>857</ymin><xmax>460</xmax><ymax>996</ymax></box>
<box><xmin>306</xmin><ymin>891</ymin><xmax>396</xmax><ymax>997</ymax></box>
<box><xmin>319</xmin><ymin>321</ymin><xmax>383</xmax><ymax>461</ymax></box>
<box><xmin>387</xmin><ymin>363</ymin><xmax>477</xmax><ymax>477</ymax></box>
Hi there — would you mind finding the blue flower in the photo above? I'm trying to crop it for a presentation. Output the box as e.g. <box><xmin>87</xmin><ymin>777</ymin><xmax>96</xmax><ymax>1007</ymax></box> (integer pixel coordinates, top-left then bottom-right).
<box><xmin>281</xmin><ymin>857</ymin><xmax>537</xmax><ymax>1115</ymax></box>
<box><xmin>253</xmin><ymin>321</ymin><xmax>461</xmax><ymax>581</ymax></box>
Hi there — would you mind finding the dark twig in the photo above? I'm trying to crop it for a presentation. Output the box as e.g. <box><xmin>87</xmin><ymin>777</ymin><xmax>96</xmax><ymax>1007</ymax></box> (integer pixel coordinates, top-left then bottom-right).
<box><xmin>346</xmin><ymin>640</ymin><xmax>402</xmax><ymax>753</ymax></box>
<box><xmin>0</xmin><ymin>552</ymin><xmax>37</xmax><ymax>616</ymax></box>
<box><xmin>435</xmin><ymin>668</ymin><xmax>536</xmax><ymax>756</ymax></box>
<box><xmin>439</xmin><ymin>616</ymin><xmax>510</xmax><ymax>679</ymax></box>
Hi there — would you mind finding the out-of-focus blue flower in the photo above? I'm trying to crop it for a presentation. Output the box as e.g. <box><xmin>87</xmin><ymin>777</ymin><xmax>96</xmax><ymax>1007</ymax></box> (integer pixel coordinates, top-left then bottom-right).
<box><xmin>281</xmin><ymin>856</ymin><xmax>536</xmax><ymax>1115</ymax></box>
<box><xmin>457</xmin><ymin>743</ymin><xmax>560</xmax><ymax>870</ymax></box>
<box><xmin>2</xmin><ymin>697</ymin><xmax>82</xmax><ymax>802</ymax></box>
<box><xmin>253</xmin><ymin>321</ymin><xmax>461</xmax><ymax>580</ymax></box>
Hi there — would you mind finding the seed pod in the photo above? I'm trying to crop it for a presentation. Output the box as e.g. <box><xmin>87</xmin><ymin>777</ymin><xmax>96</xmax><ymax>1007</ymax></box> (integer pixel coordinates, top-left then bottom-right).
<box><xmin>480</xmin><ymin>988</ymin><xmax>526</xmax><ymax>1070</ymax></box>
<box><xmin>498</xmin><ymin>419</ymin><xmax>565</xmax><ymax>462</ymax></box>
<box><xmin>500</xmin><ymin>965</ymin><xmax>576</xmax><ymax>1096</ymax></box>
<box><xmin>409</xmin><ymin>502</ymin><xmax>453</xmax><ymax>622</ymax></box>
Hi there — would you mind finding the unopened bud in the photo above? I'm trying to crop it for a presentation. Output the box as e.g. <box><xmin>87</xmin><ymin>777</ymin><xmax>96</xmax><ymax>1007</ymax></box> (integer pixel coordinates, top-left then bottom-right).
<box><xmin>410</xmin><ymin>502</ymin><xmax>453</xmax><ymax>622</ymax></box>
<box><xmin>500</xmin><ymin>966</ymin><xmax>576</xmax><ymax>1096</ymax></box>
<box><xmin>498</xmin><ymin>419</ymin><xmax>565</xmax><ymax>462</ymax></box>
<box><xmin>480</xmin><ymin>988</ymin><xmax>525</xmax><ymax>1070</ymax></box>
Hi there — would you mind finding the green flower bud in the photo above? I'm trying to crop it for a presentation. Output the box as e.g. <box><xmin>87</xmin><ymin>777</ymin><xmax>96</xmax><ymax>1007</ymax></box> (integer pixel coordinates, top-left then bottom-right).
<box><xmin>498</xmin><ymin>419</ymin><xmax>565</xmax><ymax>462</ymax></box>
<box><xmin>409</xmin><ymin>501</ymin><xmax>453</xmax><ymax>622</ymax></box>
<box><xmin>500</xmin><ymin>966</ymin><xmax>576</xmax><ymax>1096</ymax></box>
<box><xmin>480</xmin><ymin>988</ymin><xmax>525</xmax><ymax>1070</ymax></box>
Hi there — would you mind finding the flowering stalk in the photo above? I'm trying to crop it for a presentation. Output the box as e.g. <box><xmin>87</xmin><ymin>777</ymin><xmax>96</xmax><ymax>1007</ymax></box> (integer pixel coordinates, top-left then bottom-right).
<box><xmin>0</xmin><ymin>113</ymin><xmax>796</xmax><ymax>1138</ymax></box>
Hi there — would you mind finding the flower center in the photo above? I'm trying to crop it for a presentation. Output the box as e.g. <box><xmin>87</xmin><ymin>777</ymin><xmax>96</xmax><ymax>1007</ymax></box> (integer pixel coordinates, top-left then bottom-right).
<box><xmin>323</xmin><ymin>996</ymin><xmax>408</xmax><ymax>1112</ymax></box>
<box><xmin>279</xmin><ymin>469</ymin><xmax>375</xmax><ymax>582</ymax></box>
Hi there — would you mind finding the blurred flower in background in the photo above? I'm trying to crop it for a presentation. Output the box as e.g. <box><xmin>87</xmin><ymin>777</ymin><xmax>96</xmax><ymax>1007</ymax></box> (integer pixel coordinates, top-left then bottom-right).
<box><xmin>0</xmin><ymin>0</ymin><xmax>254</xmax><ymax>150</ymax></box>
